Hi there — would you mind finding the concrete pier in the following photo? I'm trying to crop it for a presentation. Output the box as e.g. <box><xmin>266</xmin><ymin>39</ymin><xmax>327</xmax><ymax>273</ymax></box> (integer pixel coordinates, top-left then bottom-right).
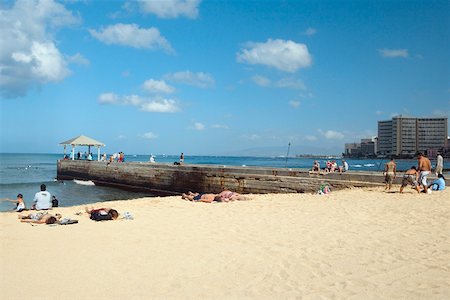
<box><xmin>57</xmin><ymin>160</ymin><xmax>393</xmax><ymax>195</ymax></box>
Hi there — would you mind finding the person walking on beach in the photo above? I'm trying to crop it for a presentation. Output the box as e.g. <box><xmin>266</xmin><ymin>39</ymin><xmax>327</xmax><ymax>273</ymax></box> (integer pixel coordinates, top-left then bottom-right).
<box><xmin>384</xmin><ymin>158</ymin><xmax>397</xmax><ymax>191</ymax></box>
<box><xmin>31</xmin><ymin>184</ymin><xmax>52</xmax><ymax>210</ymax></box>
<box><xmin>417</xmin><ymin>153</ymin><xmax>432</xmax><ymax>194</ymax></box>
<box><xmin>180</xmin><ymin>152</ymin><xmax>184</xmax><ymax>164</ymax></box>
<box><xmin>435</xmin><ymin>152</ymin><xmax>443</xmax><ymax>176</ymax></box>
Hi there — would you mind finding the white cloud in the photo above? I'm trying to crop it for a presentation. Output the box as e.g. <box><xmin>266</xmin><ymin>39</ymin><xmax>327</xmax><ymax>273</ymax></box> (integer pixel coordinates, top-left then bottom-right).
<box><xmin>0</xmin><ymin>0</ymin><xmax>80</xmax><ymax>98</ymax></box>
<box><xmin>303</xmin><ymin>27</ymin><xmax>317</xmax><ymax>36</ymax></box>
<box><xmin>137</xmin><ymin>0</ymin><xmax>201</xmax><ymax>19</ymax></box>
<box><xmin>89</xmin><ymin>23</ymin><xmax>173</xmax><ymax>52</ymax></box>
<box><xmin>139</xmin><ymin>97</ymin><xmax>180</xmax><ymax>113</ymax></box>
<box><xmin>141</xmin><ymin>132</ymin><xmax>158</xmax><ymax>139</ymax></box>
<box><xmin>211</xmin><ymin>124</ymin><xmax>229</xmax><ymax>129</ymax></box>
<box><xmin>276</xmin><ymin>77</ymin><xmax>306</xmax><ymax>90</ymax></box>
<box><xmin>66</xmin><ymin>53</ymin><xmax>90</xmax><ymax>66</ymax></box>
<box><xmin>289</xmin><ymin>100</ymin><xmax>300</xmax><ymax>108</ymax></box>
<box><xmin>251</xmin><ymin>75</ymin><xmax>271</xmax><ymax>87</ymax></box>
<box><xmin>14</xmin><ymin>41</ymin><xmax>70</xmax><ymax>81</ymax></box>
<box><xmin>378</xmin><ymin>48</ymin><xmax>409</xmax><ymax>58</ymax></box>
<box><xmin>237</xmin><ymin>39</ymin><xmax>312</xmax><ymax>73</ymax></box>
<box><xmin>99</xmin><ymin>92</ymin><xmax>120</xmax><ymax>104</ymax></box>
<box><xmin>193</xmin><ymin>122</ymin><xmax>205</xmax><ymax>130</ymax></box>
<box><xmin>305</xmin><ymin>135</ymin><xmax>317</xmax><ymax>141</ymax></box>
<box><xmin>318</xmin><ymin>129</ymin><xmax>344</xmax><ymax>140</ymax></box>
<box><xmin>251</xmin><ymin>75</ymin><xmax>306</xmax><ymax>90</ymax></box>
<box><xmin>164</xmin><ymin>71</ymin><xmax>215</xmax><ymax>88</ymax></box>
<box><xmin>123</xmin><ymin>94</ymin><xmax>143</xmax><ymax>106</ymax></box>
<box><xmin>98</xmin><ymin>93</ymin><xmax>180</xmax><ymax>113</ymax></box>
<box><xmin>142</xmin><ymin>79</ymin><xmax>175</xmax><ymax>94</ymax></box>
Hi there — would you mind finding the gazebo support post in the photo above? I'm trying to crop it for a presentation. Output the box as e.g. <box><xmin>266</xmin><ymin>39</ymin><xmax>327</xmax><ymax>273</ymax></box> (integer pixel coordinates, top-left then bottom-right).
<box><xmin>97</xmin><ymin>146</ymin><xmax>100</xmax><ymax>161</ymax></box>
<box><xmin>71</xmin><ymin>145</ymin><xmax>75</xmax><ymax>160</ymax></box>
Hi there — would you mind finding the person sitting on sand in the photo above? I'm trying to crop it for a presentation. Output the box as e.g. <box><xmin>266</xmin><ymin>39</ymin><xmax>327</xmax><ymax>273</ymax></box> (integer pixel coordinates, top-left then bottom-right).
<box><xmin>312</xmin><ymin>160</ymin><xmax>320</xmax><ymax>172</ymax></box>
<box><xmin>18</xmin><ymin>212</ymin><xmax>62</xmax><ymax>224</ymax></box>
<box><xmin>31</xmin><ymin>184</ymin><xmax>52</xmax><ymax>210</ymax></box>
<box><xmin>181</xmin><ymin>192</ymin><xmax>217</xmax><ymax>203</ymax></box>
<box><xmin>400</xmin><ymin>166</ymin><xmax>420</xmax><ymax>194</ymax></box>
<box><xmin>214</xmin><ymin>190</ymin><xmax>247</xmax><ymax>202</ymax></box>
<box><xmin>85</xmin><ymin>207</ymin><xmax>119</xmax><ymax>221</ymax></box>
<box><xmin>1</xmin><ymin>193</ymin><xmax>26</xmax><ymax>212</ymax></box>
<box><xmin>427</xmin><ymin>174</ymin><xmax>446</xmax><ymax>191</ymax></box>
<box><xmin>340</xmin><ymin>160</ymin><xmax>349</xmax><ymax>173</ymax></box>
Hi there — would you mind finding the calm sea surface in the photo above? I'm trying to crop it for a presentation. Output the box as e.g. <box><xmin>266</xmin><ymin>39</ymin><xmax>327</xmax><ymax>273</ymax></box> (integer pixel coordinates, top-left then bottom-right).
<box><xmin>1</xmin><ymin>153</ymin><xmax>448</xmax><ymax>212</ymax></box>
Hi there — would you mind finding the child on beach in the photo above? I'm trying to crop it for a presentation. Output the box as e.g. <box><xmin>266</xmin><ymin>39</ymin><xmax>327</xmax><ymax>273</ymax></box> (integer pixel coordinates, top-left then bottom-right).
<box><xmin>1</xmin><ymin>194</ymin><xmax>26</xmax><ymax>212</ymax></box>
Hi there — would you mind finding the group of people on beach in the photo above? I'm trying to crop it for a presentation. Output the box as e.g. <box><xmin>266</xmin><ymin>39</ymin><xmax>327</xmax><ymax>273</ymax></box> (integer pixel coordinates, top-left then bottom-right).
<box><xmin>311</xmin><ymin>159</ymin><xmax>349</xmax><ymax>174</ymax></box>
<box><xmin>2</xmin><ymin>183</ymin><xmax>122</xmax><ymax>225</ymax></box>
<box><xmin>384</xmin><ymin>152</ymin><xmax>446</xmax><ymax>194</ymax></box>
<box><xmin>1</xmin><ymin>184</ymin><xmax>59</xmax><ymax>213</ymax></box>
<box><xmin>181</xmin><ymin>190</ymin><xmax>247</xmax><ymax>203</ymax></box>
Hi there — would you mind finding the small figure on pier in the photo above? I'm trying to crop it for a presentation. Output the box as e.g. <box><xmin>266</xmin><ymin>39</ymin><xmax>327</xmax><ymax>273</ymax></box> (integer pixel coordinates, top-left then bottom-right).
<box><xmin>180</xmin><ymin>152</ymin><xmax>184</xmax><ymax>164</ymax></box>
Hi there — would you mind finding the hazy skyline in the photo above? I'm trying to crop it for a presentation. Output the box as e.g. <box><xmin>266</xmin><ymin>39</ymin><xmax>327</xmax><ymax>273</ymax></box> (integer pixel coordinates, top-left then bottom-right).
<box><xmin>1</xmin><ymin>0</ymin><xmax>449</xmax><ymax>156</ymax></box>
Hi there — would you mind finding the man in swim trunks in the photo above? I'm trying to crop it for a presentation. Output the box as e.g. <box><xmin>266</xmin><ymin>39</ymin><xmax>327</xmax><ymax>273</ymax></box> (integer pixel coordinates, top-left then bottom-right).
<box><xmin>400</xmin><ymin>166</ymin><xmax>420</xmax><ymax>193</ymax></box>
<box><xmin>181</xmin><ymin>192</ymin><xmax>215</xmax><ymax>202</ymax></box>
<box><xmin>384</xmin><ymin>158</ymin><xmax>397</xmax><ymax>191</ymax></box>
<box><xmin>417</xmin><ymin>153</ymin><xmax>432</xmax><ymax>194</ymax></box>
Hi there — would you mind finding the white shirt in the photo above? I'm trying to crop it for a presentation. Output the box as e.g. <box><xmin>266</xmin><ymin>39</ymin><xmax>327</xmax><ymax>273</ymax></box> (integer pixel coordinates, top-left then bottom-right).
<box><xmin>437</xmin><ymin>155</ymin><xmax>443</xmax><ymax>168</ymax></box>
<box><xmin>33</xmin><ymin>191</ymin><xmax>52</xmax><ymax>210</ymax></box>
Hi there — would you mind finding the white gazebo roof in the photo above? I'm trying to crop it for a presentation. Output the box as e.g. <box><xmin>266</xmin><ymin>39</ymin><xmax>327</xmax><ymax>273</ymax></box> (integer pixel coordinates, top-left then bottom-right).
<box><xmin>59</xmin><ymin>135</ymin><xmax>105</xmax><ymax>147</ymax></box>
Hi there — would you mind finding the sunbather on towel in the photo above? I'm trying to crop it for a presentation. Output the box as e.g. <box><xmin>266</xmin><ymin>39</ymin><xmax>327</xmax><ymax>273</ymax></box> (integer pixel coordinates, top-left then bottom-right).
<box><xmin>214</xmin><ymin>190</ymin><xmax>247</xmax><ymax>202</ymax></box>
<box><xmin>85</xmin><ymin>207</ymin><xmax>119</xmax><ymax>221</ymax></box>
<box><xmin>182</xmin><ymin>192</ymin><xmax>216</xmax><ymax>203</ymax></box>
<box><xmin>18</xmin><ymin>212</ymin><xmax>62</xmax><ymax>224</ymax></box>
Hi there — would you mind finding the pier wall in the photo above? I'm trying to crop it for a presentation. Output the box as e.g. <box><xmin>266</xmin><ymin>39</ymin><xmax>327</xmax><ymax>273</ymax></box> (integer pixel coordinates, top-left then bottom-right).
<box><xmin>57</xmin><ymin>160</ymin><xmax>391</xmax><ymax>195</ymax></box>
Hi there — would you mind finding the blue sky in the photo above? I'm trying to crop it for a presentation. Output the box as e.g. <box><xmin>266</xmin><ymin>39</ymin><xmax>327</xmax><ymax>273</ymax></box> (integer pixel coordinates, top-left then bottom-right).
<box><xmin>1</xmin><ymin>0</ymin><xmax>449</xmax><ymax>156</ymax></box>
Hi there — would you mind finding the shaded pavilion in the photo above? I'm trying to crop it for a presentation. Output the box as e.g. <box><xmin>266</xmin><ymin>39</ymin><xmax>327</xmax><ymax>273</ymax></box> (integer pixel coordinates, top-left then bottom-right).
<box><xmin>59</xmin><ymin>135</ymin><xmax>105</xmax><ymax>161</ymax></box>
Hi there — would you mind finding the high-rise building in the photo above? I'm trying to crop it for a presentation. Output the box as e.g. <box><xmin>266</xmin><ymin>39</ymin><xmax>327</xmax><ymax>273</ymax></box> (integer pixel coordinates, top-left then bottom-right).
<box><xmin>377</xmin><ymin>116</ymin><xmax>448</xmax><ymax>156</ymax></box>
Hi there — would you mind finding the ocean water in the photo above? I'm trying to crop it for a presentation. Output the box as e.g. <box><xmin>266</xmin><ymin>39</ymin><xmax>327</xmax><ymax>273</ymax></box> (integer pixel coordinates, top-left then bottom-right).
<box><xmin>1</xmin><ymin>153</ymin><xmax>448</xmax><ymax>212</ymax></box>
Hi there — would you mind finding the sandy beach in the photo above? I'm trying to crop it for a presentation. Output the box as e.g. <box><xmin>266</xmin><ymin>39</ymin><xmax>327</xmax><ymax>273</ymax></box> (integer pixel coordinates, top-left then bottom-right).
<box><xmin>1</xmin><ymin>187</ymin><xmax>449</xmax><ymax>300</ymax></box>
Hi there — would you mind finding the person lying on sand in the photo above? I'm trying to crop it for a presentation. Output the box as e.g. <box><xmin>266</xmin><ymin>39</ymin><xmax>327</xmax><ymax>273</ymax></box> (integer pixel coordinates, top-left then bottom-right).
<box><xmin>85</xmin><ymin>207</ymin><xmax>119</xmax><ymax>221</ymax></box>
<box><xmin>214</xmin><ymin>190</ymin><xmax>248</xmax><ymax>202</ymax></box>
<box><xmin>182</xmin><ymin>192</ymin><xmax>217</xmax><ymax>203</ymax></box>
<box><xmin>182</xmin><ymin>190</ymin><xmax>248</xmax><ymax>203</ymax></box>
<box><xmin>18</xmin><ymin>212</ymin><xmax>62</xmax><ymax>224</ymax></box>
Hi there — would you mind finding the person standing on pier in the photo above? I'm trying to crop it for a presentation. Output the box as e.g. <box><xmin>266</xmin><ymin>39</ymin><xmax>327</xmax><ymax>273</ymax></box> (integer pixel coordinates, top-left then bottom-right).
<box><xmin>435</xmin><ymin>152</ymin><xmax>443</xmax><ymax>176</ymax></box>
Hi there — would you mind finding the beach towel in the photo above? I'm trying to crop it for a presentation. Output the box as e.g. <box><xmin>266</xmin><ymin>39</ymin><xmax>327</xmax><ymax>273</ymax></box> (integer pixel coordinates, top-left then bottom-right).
<box><xmin>58</xmin><ymin>218</ymin><xmax>79</xmax><ymax>225</ymax></box>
